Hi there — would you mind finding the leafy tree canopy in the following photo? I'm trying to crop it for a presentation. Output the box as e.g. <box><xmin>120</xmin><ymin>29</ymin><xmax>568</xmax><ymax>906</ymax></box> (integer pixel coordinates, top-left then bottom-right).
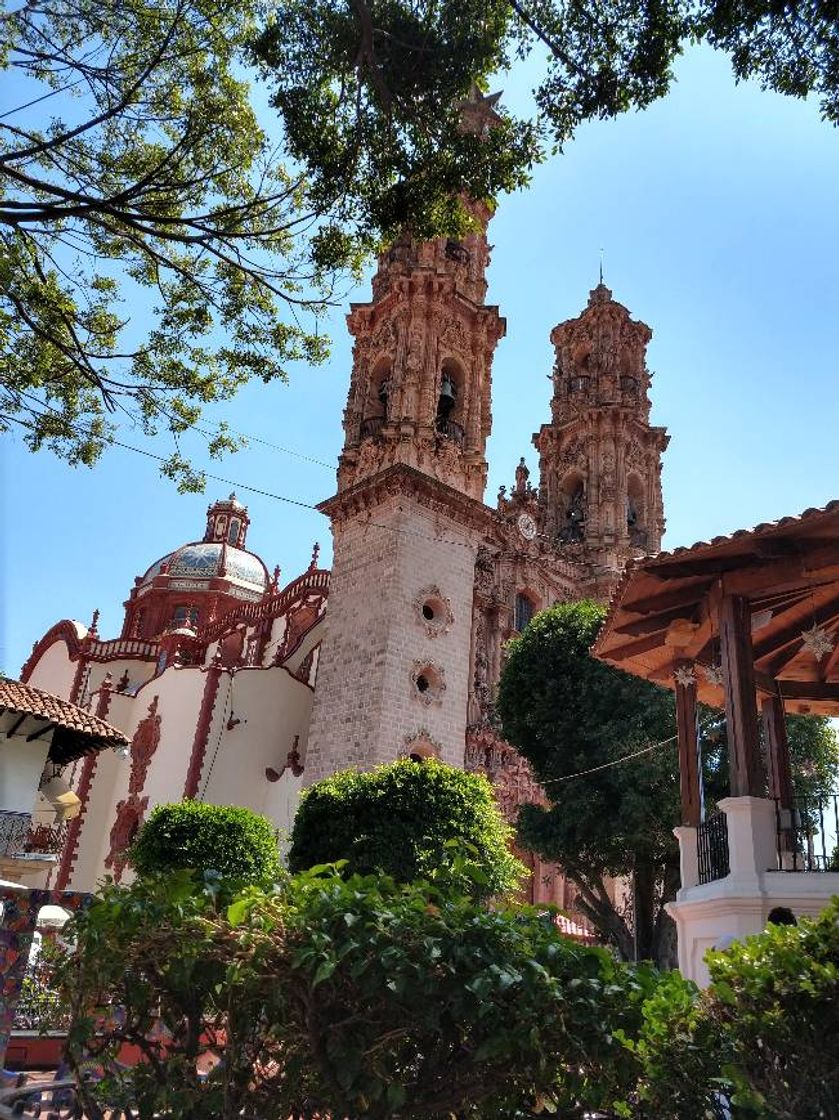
<box><xmin>130</xmin><ymin>800</ymin><xmax>281</xmax><ymax>885</ymax></box>
<box><xmin>252</xmin><ymin>0</ymin><xmax>839</xmax><ymax>249</ymax></box>
<box><xmin>287</xmin><ymin>758</ymin><xmax>526</xmax><ymax>899</ymax></box>
<box><xmin>0</xmin><ymin>0</ymin><xmax>345</xmax><ymax>489</ymax></box>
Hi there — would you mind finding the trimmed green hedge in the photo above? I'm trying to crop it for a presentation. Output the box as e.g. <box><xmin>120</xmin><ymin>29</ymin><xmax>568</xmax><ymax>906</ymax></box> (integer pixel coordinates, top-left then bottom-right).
<box><xmin>130</xmin><ymin>800</ymin><xmax>281</xmax><ymax>884</ymax></box>
<box><xmin>287</xmin><ymin>759</ymin><xmax>525</xmax><ymax>899</ymax></box>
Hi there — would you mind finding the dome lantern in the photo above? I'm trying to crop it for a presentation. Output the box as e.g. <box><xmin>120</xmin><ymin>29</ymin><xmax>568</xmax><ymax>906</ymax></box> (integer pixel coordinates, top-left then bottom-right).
<box><xmin>204</xmin><ymin>492</ymin><xmax>249</xmax><ymax>548</ymax></box>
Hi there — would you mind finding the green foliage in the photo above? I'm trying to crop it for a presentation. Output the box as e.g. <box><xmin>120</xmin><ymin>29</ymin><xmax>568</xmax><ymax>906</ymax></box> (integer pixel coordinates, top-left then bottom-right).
<box><xmin>498</xmin><ymin>599</ymin><xmax>839</xmax><ymax>967</ymax></box>
<box><xmin>619</xmin><ymin>901</ymin><xmax>839</xmax><ymax>1119</ymax></box>
<box><xmin>0</xmin><ymin>0</ymin><xmax>339</xmax><ymax>488</ymax></box>
<box><xmin>251</xmin><ymin>0</ymin><xmax>539</xmax><ymax>247</ymax></box>
<box><xmin>130</xmin><ymin>800</ymin><xmax>281</xmax><ymax>885</ymax></box>
<box><xmin>55</xmin><ymin>871</ymin><xmax>270</xmax><ymax>1120</ymax></box>
<box><xmin>498</xmin><ymin>599</ymin><xmax>680</xmax><ymax>964</ymax></box>
<box><xmin>499</xmin><ymin>600</ymin><xmax>677</xmax><ymax>875</ymax></box>
<box><xmin>704</xmin><ymin>900</ymin><xmax>839</xmax><ymax>1118</ymax></box>
<box><xmin>287</xmin><ymin>758</ymin><xmax>525</xmax><ymax>899</ymax></box>
<box><xmin>59</xmin><ymin>863</ymin><xmax>665</xmax><ymax>1119</ymax></box>
<box><xmin>56</xmin><ymin>860</ymin><xmax>839</xmax><ymax>1120</ymax></box>
<box><xmin>251</xmin><ymin>1</ymin><xmax>839</xmax><ymax>264</ymax></box>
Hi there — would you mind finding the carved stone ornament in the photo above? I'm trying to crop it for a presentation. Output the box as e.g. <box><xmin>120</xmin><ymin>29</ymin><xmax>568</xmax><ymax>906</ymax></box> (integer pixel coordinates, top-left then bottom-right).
<box><xmin>400</xmin><ymin>728</ymin><xmax>443</xmax><ymax>761</ymax></box>
<box><xmin>127</xmin><ymin>695</ymin><xmax>161</xmax><ymax>797</ymax></box>
<box><xmin>414</xmin><ymin>584</ymin><xmax>454</xmax><ymax>636</ymax></box>
<box><xmin>104</xmin><ymin>793</ymin><xmax>149</xmax><ymax>882</ymax></box>
<box><xmin>411</xmin><ymin>659</ymin><xmax>446</xmax><ymax>705</ymax></box>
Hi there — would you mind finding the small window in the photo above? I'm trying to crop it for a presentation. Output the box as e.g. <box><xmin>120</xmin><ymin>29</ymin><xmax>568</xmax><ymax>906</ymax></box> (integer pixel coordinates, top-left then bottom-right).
<box><xmin>173</xmin><ymin>605</ymin><xmax>199</xmax><ymax>628</ymax></box>
<box><xmin>227</xmin><ymin>517</ymin><xmax>240</xmax><ymax>545</ymax></box>
<box><xmin>620</xmin><ymin>375</ymin><xmax>638</xmax><ymax>394</ymax></box>
<box><xmin>568</xmin><ymin>376</ymin><xmax>590</xmax><ymax>394</ymax></box>
<box><xmin>515</xmin><ymin>593</ymin><xmax>535</xmax><ymax>633</ymax></box>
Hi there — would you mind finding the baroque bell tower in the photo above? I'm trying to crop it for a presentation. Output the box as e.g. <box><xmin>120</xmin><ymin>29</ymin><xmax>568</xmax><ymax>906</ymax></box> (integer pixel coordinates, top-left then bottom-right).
<box><xmin>304</xmin><ymin>90</ymin><xmax>507</xmax><ymax>784</ymax></box>
<box><xmin>337</xmin><ymin>199</ymin><xmax>500</xmax><ymax>502</ymax></box>
<box><xmin>534</xmin><ymin>281</ymin><xmax>669</xmax><ymax>590</ymax></box>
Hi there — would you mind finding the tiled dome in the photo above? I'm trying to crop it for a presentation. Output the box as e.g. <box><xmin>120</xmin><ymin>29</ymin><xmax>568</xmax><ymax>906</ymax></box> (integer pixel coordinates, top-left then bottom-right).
<box><xmin>139</xmin><ymin>541</ymin><xmax>268</xmax><ymax>594</ymax></box>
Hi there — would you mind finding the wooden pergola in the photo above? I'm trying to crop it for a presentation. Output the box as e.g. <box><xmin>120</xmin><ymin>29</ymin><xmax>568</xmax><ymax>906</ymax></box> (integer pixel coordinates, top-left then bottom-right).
<box><xmin>593</xmin><ymin>501</ymin><xmax>839</xmax><ymax>828</ymax></box>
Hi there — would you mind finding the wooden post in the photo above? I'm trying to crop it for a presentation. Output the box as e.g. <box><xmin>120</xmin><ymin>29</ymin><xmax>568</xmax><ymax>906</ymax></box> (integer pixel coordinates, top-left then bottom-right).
<box><xmin>761</xmin><ymin>694</ymin><xmax>794</xmax><ymax>810</ymax></box>
<box><xmin>719</xmin><ymin>594</ymin><xmax>765</xmax><ymax>797</ymax></box>
<box><xmin>674</xmin><ymin>661</ymin><xmax>702</xmax><ymax>826</ymax></box>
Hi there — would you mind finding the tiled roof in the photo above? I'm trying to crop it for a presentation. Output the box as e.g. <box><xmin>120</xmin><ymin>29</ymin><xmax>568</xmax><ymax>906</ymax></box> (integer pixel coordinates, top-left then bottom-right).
<box><xmin>0</xmin><ymin>678</ymin><xmax>128</xmax><ymax>763</ymax></box>
<box><xmin>593</xmin><ymin>498</ymin><xmax>839</xmax><ymax>656</ymax></box>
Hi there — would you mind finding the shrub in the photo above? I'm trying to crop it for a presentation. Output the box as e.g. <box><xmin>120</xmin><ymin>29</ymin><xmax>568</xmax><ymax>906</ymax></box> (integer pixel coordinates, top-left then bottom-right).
<box><xmin>130</xmin><ymin>800</ymin><xmax>281</xmax><ymax>884</ymax></box>
<box><xmin>620</xmin><ymin>901</ymin><xmax>839</xmax><ymax>1119</ymax></box>
<box><xmin>58</xmin><ymin>865</ymin><xmax>659</xmax><ymax>1120</ymax></box>
<box><xmin>704</xmin><ymin>900</ymin><xmax>839</xmax><ymax>1118</ymax></box>
<box><xmin>287</xmin><ymin>759</ymin><xmax>526</xmax><ymax>899</ymax></box>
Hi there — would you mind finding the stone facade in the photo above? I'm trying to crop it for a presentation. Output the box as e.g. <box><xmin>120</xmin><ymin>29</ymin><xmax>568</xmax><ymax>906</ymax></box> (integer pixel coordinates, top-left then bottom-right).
<box><xmin>19</xmin><ymin>184</ymin><xmax>669</xmax><ymax>913</ymax></box>
<box><xmin>307</xmin><ymin>226</ymin><xmax>669</xmax><ymax>916</ymax></box>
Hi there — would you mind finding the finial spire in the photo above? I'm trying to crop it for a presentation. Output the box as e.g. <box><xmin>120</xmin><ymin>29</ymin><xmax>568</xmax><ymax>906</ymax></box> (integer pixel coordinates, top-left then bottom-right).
<box><xmin>599</xmin><ymin>248</ymin><xmax>604</xmax><ymax>286</ymax></box>
<box><xmin>309</xmin><ymin>542</ymin><xmax>321</xmax><ymax>571</ymax></box>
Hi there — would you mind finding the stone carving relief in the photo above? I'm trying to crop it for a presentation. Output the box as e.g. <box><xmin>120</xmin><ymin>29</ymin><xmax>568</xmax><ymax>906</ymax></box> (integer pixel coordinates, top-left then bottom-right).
<box><xmin>105</xmin><ymin>695</ymin><xmax>161</xmax><ymax>881</ymax></box>
<box><xmin>400</xmin><ymin>729</ymin><xmax>443</xmax><ymax>761</ymax></box>
<box><xmin>414</xmin><ymin>584</ymin><xmax>454</xmax><ymax>637</ymax></box>
<box><xmin>438</xmin><ymin>314</ymin><xmax>470</xmax><ymax>357</ymax></box>
<box><xmin>464</xmin><ymin>728</ymin><xmax>547</xmax><ymax>825</ymax></box>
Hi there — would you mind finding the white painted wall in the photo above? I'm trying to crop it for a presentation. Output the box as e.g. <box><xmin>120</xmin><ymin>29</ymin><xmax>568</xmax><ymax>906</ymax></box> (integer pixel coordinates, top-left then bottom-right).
<box><xmin>0</xmin><ymin>735</ymin><xmax>50</xmax><ymax>813</ymax></box>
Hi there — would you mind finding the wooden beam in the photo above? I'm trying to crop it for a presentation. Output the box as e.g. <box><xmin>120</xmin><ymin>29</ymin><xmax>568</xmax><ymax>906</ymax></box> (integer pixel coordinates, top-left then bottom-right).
<box><xmin>26</xmin><ymin>721</ymin><xmax>56</xmax><ymax>742</ymax></box>
<box><xmin>754</xmin><ymin>592</ymin><xmax>839</xmax><ymax>677</ymax></box>
<box><xmin>599</xmin><ymin>630</ymin><xmax>672</xmax><ymax>664</ymax></box>
<box><xmin>776</xmin><ymin>681</ymin><xmax>839</xmax><ymax>702</ymax></box>
<box><xmin>613</xmin><ymin>607</ymin><xmax>700</xmax><ymax>639</ymax></box>
<box><xmin>675</xmin><ymin>662</ymin><xmax>702</xmax><ymax>827</ymax></box>
<box><xmin>720</xmin><ymin>594</ymin><xmax>765</xmax><ymax>798</ymax></box>
<box><xmin>722</xmin><ymin>555</ymin><xmax>839</xmax><ymax>599</ymax></box>
<box><xmin>5</xmin><ymin>712</ymin><xmax>28</xmax><ymax>737</ymax></box>
<box><xmin>622</xmin><ymin>579</ymin><xmax>715</xmax><ymax>617</ymax></box>
<box><xmin>761</xmin><ymin>695</ymin><xmax>794</xmax><ymax>810</ymax></box>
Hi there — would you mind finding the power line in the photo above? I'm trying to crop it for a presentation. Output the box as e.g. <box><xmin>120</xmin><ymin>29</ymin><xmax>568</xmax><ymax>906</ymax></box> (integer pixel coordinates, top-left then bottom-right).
<box><xmin>3</xmin><ymin>411</ymin><xmax>485</xmax><ymax>551</ymax></box>
<box><xmin>540</xmin><ymin>734</ymin><xmax>678</xmax><ymax>786</ymax></box>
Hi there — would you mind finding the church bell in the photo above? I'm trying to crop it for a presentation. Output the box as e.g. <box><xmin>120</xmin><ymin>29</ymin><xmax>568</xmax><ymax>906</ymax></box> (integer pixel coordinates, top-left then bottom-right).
<box><xmin>439</xmin><ymin>373</ymin><xmax>457</xmax><ymax>408</ymax></box>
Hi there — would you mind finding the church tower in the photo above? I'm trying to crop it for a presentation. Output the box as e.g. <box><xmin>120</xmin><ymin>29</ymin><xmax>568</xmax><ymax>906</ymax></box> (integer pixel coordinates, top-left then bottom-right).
<box><xmin>534</xmin><ymin>281</ymin><xmax>669</xmax><ymax>591</ymax></box>
<box><xmin>304</xmin><ymin>93</ymin><xmax>507</xmax><ymax>783</ymax></box>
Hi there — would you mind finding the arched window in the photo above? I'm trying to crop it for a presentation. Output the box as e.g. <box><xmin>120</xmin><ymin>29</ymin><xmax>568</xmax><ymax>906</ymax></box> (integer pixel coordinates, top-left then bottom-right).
<box><xmin>227</xmin><ymin>517</ymin><xmax>240</xmax><ymax>545</ymax></box>
<box><xmin>558</xmin><ymin>473</ymin><xmax>586</xmax><ymax>544</ymax></box>
<box><xmin>515</xmin><ymin>592</ymin><xmax>536</xmax><ymax>633</ymax></box>
<box><xmin>362</xmin><ymin>358</ymin><xmax>392</xmax><ymax>437</ymax></box>
<box><xmin>436</xmin><ymin>359</ymin><xmax>464</xmax><ymax>444</ymax></box>
<box><xmin>627</xmin><ymin>475</ymin><xmax>647</xmax><ymax>548</ymax></box>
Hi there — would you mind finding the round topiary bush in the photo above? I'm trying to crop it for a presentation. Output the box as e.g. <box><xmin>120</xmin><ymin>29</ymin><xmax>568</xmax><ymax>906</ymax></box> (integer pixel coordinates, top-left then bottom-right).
<box><xmin>288</xmin><ymin>759</ymin><xmax>525</xmax><ymax>899</ymax></box>
<box><xmin>130</xmin><ymin>800</ymin><xmax>281</xmax><ymax>884</ymax></box>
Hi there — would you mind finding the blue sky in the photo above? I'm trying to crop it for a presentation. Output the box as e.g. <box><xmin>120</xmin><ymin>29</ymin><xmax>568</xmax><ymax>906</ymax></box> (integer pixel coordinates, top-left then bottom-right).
<box><xmin>3</xmin><ymin>44</ymin><xmax>839</xmax><ymax>674</ymax></box>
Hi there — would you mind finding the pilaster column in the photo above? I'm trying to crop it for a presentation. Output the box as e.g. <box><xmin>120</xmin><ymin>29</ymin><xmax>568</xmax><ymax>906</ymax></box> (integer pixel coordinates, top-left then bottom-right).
<box><xmin>674</xmin><ymin>661</ymin><xmax>702</xmax><ymax>826</ymax></box>
<box><xmin>761</xmin><ymin>694</ymin><xmax>794</xmax><ymax>809</ymax></box>
<box><xmin>719</xmin><ymin>595</ymin><xmax>765</xmax><ymax>797</ymax></box>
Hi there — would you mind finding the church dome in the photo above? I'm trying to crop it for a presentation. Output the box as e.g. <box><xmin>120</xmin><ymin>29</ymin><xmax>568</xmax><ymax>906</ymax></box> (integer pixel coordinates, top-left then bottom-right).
<box><xmin>138</xmin><ymin>541</ymin><xmax>268</xmax><ymax>595</ymax></box>
<box><xmin>134</xmin><ymin>495</ymin><xmax>268</xmax><ymax>598</ymax></box>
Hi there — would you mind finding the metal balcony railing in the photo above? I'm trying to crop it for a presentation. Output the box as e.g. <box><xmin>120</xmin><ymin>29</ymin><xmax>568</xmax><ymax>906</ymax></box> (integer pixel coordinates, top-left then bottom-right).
<box><xmin>0</xmin><ymin>810</ymin><xmax>67</xmax><ymax>859</ymax></box>
<box><xmin>775</xmin><ymin>793</ymin><xmax>839</xmax><ymax>872</ymax></box>
<box><xmin>698</xmin><ymin>811</ymin><xmax>730</xmax><ymax>884</ymax></box>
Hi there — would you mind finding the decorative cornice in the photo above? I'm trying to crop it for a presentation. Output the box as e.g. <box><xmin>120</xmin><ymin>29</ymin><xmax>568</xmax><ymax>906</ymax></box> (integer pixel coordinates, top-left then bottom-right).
<box><xmin>318</xmin><ymin>464</ymin><xmax>496</xmax><ymax>536</ymax></box>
